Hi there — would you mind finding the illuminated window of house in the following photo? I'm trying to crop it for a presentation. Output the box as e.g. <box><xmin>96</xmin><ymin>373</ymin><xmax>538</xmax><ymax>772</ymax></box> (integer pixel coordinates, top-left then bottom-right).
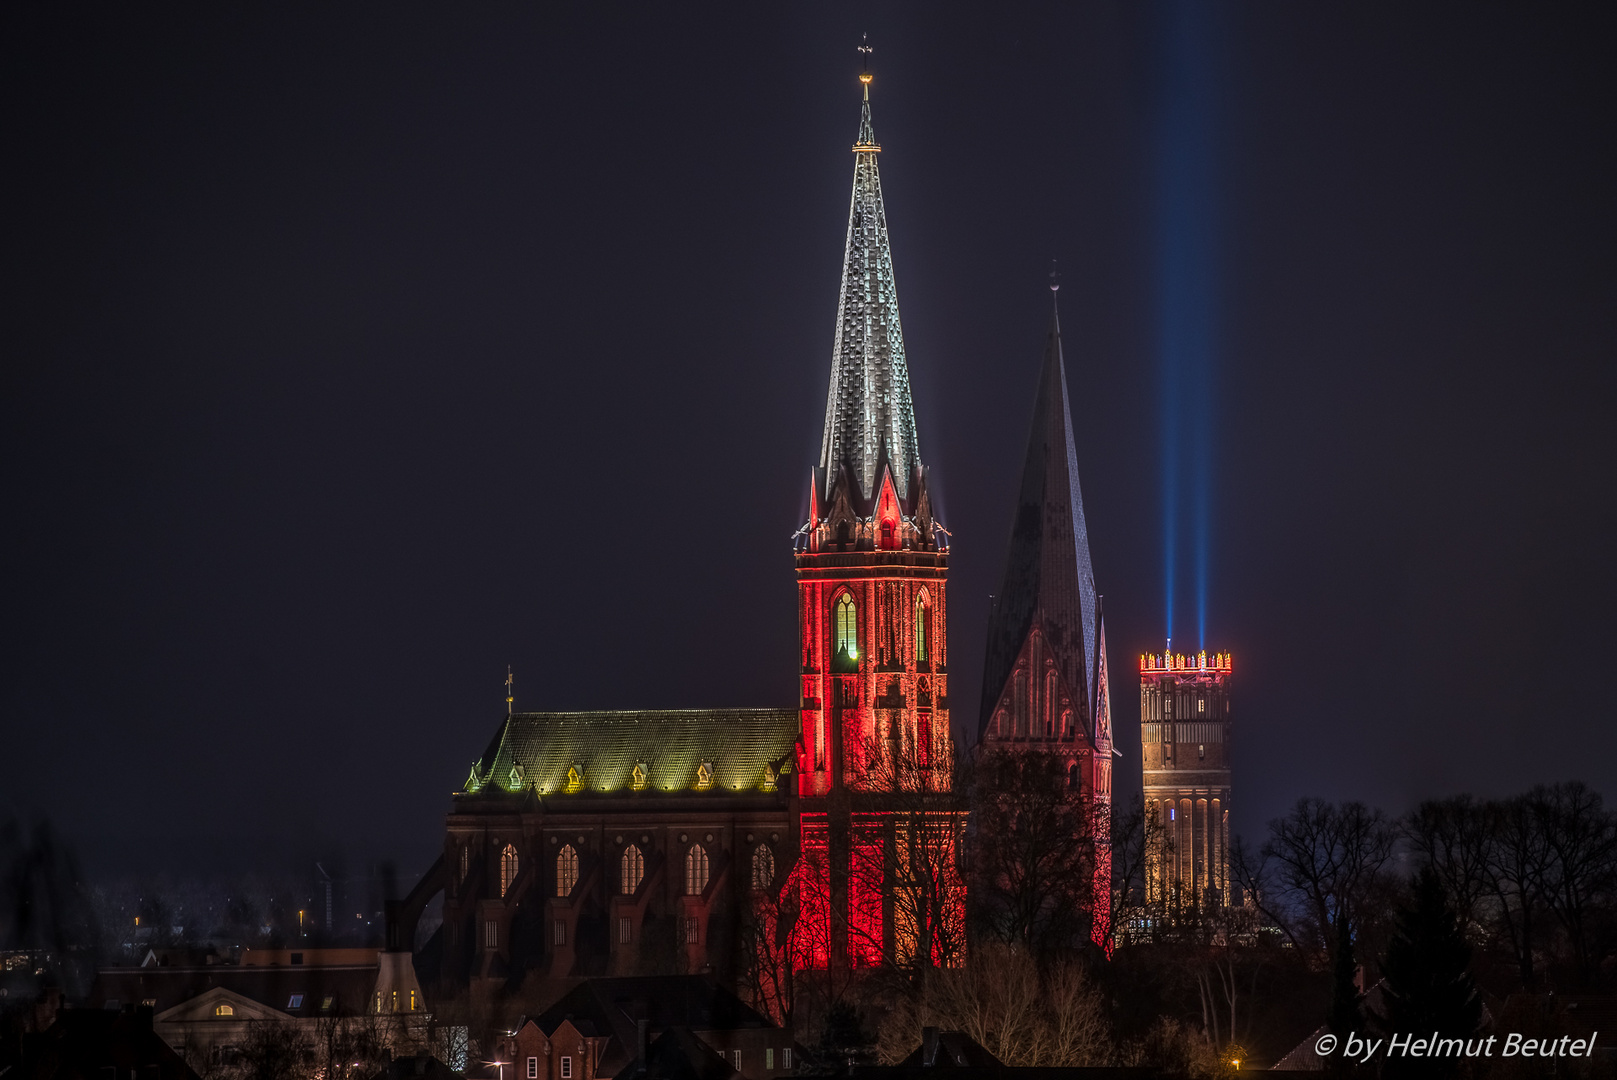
<box><xmin>834</xmin><ymin>593</ymin><xmax>858</xmax><ymax>660</ymax></box>
<box><xmin>784</xmin><ymin>1049</ymin><xmax>792</xmax><ymax>1069</ymax></box>
<box><xmin>287</xmin><ymin>994</ymin><xmax>304</xmax><ymax>1009</ymax></box>
<box><xmin>684</xmin><ymin>846</ymin><xmax>710</xmax><ymax>895</ymax></box>
<box><xmin>733</xmin><ymin>1051</ymin><xmax>742</xmax><ymax>1069</ymax></box>
<box><xmin>409</xmin><ymin>989</ymin><xmax>418</xmax><ymax>1011</ymax></box>
<box><xmin>914</xmin><ymin>595</ymin><xmax>929</xmax><ymax>662</ymax></box>
<box><xmin>214</xmin><ymin>1004</ymin><xmax>233</xmax><ymax>1017</ymax></box>
<box><xmin>528</xmin><ymin>1059</ymin><xmax>539</xmax><ymax>1080</ymax></box>
<box><xmin>751</xmin><ymin>845</ymin><xmax>775</xmax><ymax>891</ymax></box>
<box><xmin>561</xmin><ymin>1057</ymin><xmax>573</xmax><ymax>1080</ymax></box>
<box><xmin>500</xmin><ymin>844</ymin><xmax>519</xmax><ymax>896</ymax></box>
<box><xmin>620</xmin><ymin>845</ymin><xmax>644</xmax><ymax>894</ymax></box>
<box><xmin>767</xmin><ymin>1049</ymin><xmax>775</xmax><ymax>1070</ymax></box>
<box><xmin>557</xmin><ymin>845</ymin><xmax>580</xmax><ymax>897</ymax></box>
<box><xmin>320</xmin><ymin>996</ymin><xmax>333</xmax><ymax>1011</ymax></box>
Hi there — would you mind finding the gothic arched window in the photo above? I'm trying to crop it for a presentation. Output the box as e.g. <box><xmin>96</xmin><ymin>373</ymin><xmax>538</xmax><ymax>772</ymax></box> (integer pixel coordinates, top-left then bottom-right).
<box><xmin>834</xmin><ymin>593</ymin><xmax>858</xmax><ymax>662</ymax></box>
<box><xmin>914</xmin><ymin>594</ymin><xmax>930</xmax><ymax>663</ymax></box>
<box><xmin>620</xmin><ymin>845</ymin><xmax>644</xmax><ymax>895</ymax></box>
<box><xmin>684</xmin><ymin>846</ymin><xmax>710</xmax><ymax>895</ymax></box>
<box><xmin>1013</xmin><ymin>670</ymin><xmax>1029</xmax><ymax>737</ymax></box>
<box><xmin>1045</xmin><ymin>671</ymin><xmax>1058</xmax><ymax>737</ymax></box>
<box><xmin>751</xmin><ymin>845</ymin><xmax>775</xmax><ymax>891</ymax></box>
<box><xmin>500</xmin><ymin>844</ymin><xmax>519</xmax><ymax>897</ymax></box>
<box><xmin>459</xmin><ymin>844</ymin><xmax>469</xmax><ymax>882</ymax></box>
<box><xmin>556</xmin><ymin>845</ymin><xmax>579</xmax><ymax>898</ymax></box>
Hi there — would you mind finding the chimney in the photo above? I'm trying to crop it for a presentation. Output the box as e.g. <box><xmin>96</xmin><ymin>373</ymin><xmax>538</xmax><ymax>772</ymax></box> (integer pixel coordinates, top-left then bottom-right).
<box><xmin>922</xmin><ymin>1027</ymin><xmax>939</xmax><ymax>1067</ymax></box>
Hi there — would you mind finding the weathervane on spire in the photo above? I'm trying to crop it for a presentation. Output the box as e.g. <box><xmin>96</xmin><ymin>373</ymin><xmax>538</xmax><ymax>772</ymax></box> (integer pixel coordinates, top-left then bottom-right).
<box><xmin>1050</xmin><ymin>258</ymin><xmax>1061</xmax><ymax>293</ymax></box>
<box><xmin>505</xmin><ymin>666</ymin><xmax>514</xmax><ymax>716</ymax></box>
<box><xmin>857</xmin><ymin>34</ymin><xmax>874</xmax><ymax>96</ymax></box>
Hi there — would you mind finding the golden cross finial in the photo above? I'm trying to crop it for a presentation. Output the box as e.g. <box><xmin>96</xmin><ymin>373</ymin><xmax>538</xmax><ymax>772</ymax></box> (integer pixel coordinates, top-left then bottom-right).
<box><xmin>505</xmin><ymin>666</ymin><xmax>514</xmax><ymax>715</ymax></box>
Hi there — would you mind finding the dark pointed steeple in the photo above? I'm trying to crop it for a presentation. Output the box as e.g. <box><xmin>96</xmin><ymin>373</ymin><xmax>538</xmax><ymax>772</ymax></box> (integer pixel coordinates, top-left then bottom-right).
<box><xmin>978</xmin><ymin>284</ymin><xmax>1100</xmax><ymax>737</ymax></box>
<box><xmin>818</xmin><ymin>68</ymin><xmax>920</xmax><ymax>503</ymax></box>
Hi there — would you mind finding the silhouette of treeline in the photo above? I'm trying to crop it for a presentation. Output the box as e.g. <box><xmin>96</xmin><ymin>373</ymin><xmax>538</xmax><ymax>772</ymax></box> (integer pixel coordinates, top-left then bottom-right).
<box><xmin>795</xmin><ymin>762</ymin><xmax>1616</xmax><ymax>1074</ymax></box>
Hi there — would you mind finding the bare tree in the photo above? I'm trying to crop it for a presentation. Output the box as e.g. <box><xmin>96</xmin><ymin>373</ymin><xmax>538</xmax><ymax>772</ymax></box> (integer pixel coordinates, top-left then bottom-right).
<box><xmin>1526</xmin><ymin>782</ymin><xmax>1617</xmax><ymax>986</ymax></box>
<box><xmin>1405</xmin><ymin>796</ymin><xmax>1493</xmax><ymax>937</ymax></box>
<box><xmin>967</xmin><ymin>750</ymin><xmax>1104</xmax><ymax>954</ymax></box>
<box><xmin>844</xmin><ymin>732</ymin><xmax>968</xmax><ymax>970</ymax></box>
<box><xmin>1482</xmin><ymin>794</ymin><xmax>1553</xmax><ymax>989</ymax></box>
<box><xmin>877</xmin><ymin>944</ymin><xmax>1111</xmax><ymax>1066</ymax></box>
<box><xmin>1257</xmin><ymin>799</ymin><xmax>1397</xmax><ymax>960</ymax></box>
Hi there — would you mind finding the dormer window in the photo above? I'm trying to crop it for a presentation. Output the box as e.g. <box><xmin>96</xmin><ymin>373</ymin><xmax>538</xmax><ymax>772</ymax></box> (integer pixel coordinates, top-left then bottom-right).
<box><xmin>881</xmin><ymin>520</ymin><xmax>895</xmax><ymax>548</ymax></box>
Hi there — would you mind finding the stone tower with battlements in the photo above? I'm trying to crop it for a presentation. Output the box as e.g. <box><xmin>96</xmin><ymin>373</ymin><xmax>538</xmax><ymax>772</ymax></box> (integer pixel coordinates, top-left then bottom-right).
<box><xmin>1140</xmin><ymin>649</ymin><xmax>1232</xmax><ymax>909</ymax></box>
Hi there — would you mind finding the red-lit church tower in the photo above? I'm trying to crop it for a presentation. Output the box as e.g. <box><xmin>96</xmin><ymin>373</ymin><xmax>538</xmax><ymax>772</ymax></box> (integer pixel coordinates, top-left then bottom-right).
<box><xmin>791</xmin><ymin>70</ymin><xmax>962</xmax><ymax>970</ymax></box>
<box><xmin>976</xmin><ymin>281</ymin><xmax>1115</xmax><ymax>948</ymax></box>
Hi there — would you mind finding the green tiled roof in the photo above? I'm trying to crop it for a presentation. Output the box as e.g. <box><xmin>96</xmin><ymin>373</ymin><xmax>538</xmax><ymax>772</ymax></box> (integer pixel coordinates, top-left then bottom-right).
<box><xmin>464</xmin><ymin>709</ymin><xmax>800</xmax><ymax>797</ymax></box>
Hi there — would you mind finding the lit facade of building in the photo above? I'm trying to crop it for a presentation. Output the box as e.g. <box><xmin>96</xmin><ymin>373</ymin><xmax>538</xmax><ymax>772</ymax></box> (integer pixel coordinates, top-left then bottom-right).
<box><xmin>976</xmin><ymin>287</ymin><xmax>1115</xmax><ymax>947</ymax></box>
<box><xmin>1139</xmin><ymin>650</ymin><xmax>1232</xmax><ymax>908</ymax></box>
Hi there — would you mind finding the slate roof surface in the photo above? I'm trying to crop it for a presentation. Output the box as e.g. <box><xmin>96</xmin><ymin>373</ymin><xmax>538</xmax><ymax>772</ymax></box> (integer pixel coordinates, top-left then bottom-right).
<box><xmin>820</xmin><ymin>77</ymin><xmax>920</xmax><ymax>503</ymax></box>
<box><xmin>527</xmin><ymin>976</ymin><xmax>779</xmax><ymax>1078</ymax></box>
<box><xmin>466</xmin><ymin>710</ymin><xmax>800</xmax><ymax>798</ymax></box>
<box><xmin>615</xmin><ymin>1027</ymin><xmax>745</xmax><ymax>1080</ymax></box>
<box><xmin>91</xmin><ymin>963</ymin><xmax>378</xmax><ymax>1018</ymax></box>
<box><xmin>978</xmin><ymin>298</ymin><xmax>1100</xmax><ymax>739</ymax></box>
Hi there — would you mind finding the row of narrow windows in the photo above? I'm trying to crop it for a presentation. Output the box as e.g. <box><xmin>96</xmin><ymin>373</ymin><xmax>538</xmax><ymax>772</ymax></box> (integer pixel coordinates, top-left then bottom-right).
<box><xmin>1005</xmin><ymin>668</ymin><xmax>1069</xmax><ymax>737</ymax></box>
<box><xmin>832</xmin><ymin>592</ymin><xmax>932</xmax><ymax>663</ymax></box>
<box><xmin>481</xmin><ymin>842</ymin><xmax>776</xmax><ymax>900</ymax></box>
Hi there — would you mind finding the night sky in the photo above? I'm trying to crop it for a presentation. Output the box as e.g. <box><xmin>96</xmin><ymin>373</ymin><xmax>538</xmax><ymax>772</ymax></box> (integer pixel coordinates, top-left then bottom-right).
<box><xmin>6</xmin><ymin>4</ymin><xmax>1615</xmax><ymax>880</ymax></box>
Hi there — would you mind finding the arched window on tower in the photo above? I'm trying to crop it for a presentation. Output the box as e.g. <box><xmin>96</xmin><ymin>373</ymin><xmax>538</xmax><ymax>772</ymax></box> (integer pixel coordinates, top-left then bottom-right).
<box><xmin>1013</xmin><ymin>669</ymin><xmax>1029</xmax><ymax>737</ymax></box>
<box><xmin>684</xmin><ymin>846</ymin><xmax>710</xmax><ymax>895</ymax></box>
<box><xmin>1068</xmin><ymin>763</ymin><xmax>1081</xmax><ymax>790</ymax></box>
<box><xmin>914</xmin><ymin>593</ymin><xmax>929</xmax><ymax>663</ymax></box>
<box><xmin>500</xmin><ymin>844</ymin><xmax>519</xmax><ymax>897</ymax></box>
<box><xmin>1045</xmin><ymin>671</ymin><xmax>1058</xmax><ymax>737</ymax></box>
<box><xmin>834</xmin><ymin>593</ymin><xmax>858</xmax><ymax>667</ymax></box>
<box><xmin>751</xmin><ymin>845</ymin><xmax>775</xmax><ymax>891</ymax></box>
<box><xmin>881</xmin><ymin>520</ymin><xmax>895</xmax><ymax>549</ymax></box>
<box><xmin>459</xmin><ymin>844</ymin><xmax>469</xmax><ymax>882</ymax></box>
<box><xmin>556</xmin><ymin>845</ymin><xmax>579</xmax><ymax>897</ymax></box>
<box><xmin>620</xmin><ymin>845</ymin><xmax>644</xmax><ymax>894</ymax></box>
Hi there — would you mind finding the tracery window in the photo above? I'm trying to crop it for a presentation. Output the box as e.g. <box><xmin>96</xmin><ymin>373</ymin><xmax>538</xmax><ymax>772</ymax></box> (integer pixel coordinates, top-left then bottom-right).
<box><xmin>620</xmin><ymin>845</ymin><xmax>644</xmax><ymax>895</ymax></box>
<box><xmin>1013</xmin><ymin>670</ymin><xmax>1029</xmax><ymax>737</ymax></box>
<box><xmin>751</xmin><ymin>845</ymin><xmax>775</xmax><ymax>891</ymax></box>
<box><xmin>500</xmin><ymin>844</ymin><xmax>519</xmax><ymax>897</ymax></box>
<box><xmin>914</xmin><ymin>594</ymin><xmax>929</xmax><ymax>662</ymax></box>
<box><xmin>684</xmin><ymin>845</ymin><xmax>710</xmax><ymax>895</ymax></box>
<box><xmin>556</xmin><ymin>844</ymin><xmax>579</xmax><ymax>897</ymax></box>
<box><xmin>834</xmin><ymin>593</ymin><xmax>858</xmax><ymax>661</ymax></box>
<box><xmin>1045</xmin><ymin>671</ymin><xmax>1058</xmax><ymax>737</ymax></box>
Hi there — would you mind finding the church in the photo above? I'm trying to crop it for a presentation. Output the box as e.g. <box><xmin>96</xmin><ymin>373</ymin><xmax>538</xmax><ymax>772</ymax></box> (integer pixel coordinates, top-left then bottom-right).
<box><xmin>391</xmin><ymin>67</ymin><xmax>1117</xmax><ymax>1003</ymax></box>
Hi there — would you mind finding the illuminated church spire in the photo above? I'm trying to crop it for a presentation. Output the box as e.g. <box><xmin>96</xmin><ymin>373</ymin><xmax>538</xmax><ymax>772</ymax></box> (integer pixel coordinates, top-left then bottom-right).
<box><xmin>818</xmin><ymin>63</ymin><xmax>920</xmax><ymax>502</ymax></box>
